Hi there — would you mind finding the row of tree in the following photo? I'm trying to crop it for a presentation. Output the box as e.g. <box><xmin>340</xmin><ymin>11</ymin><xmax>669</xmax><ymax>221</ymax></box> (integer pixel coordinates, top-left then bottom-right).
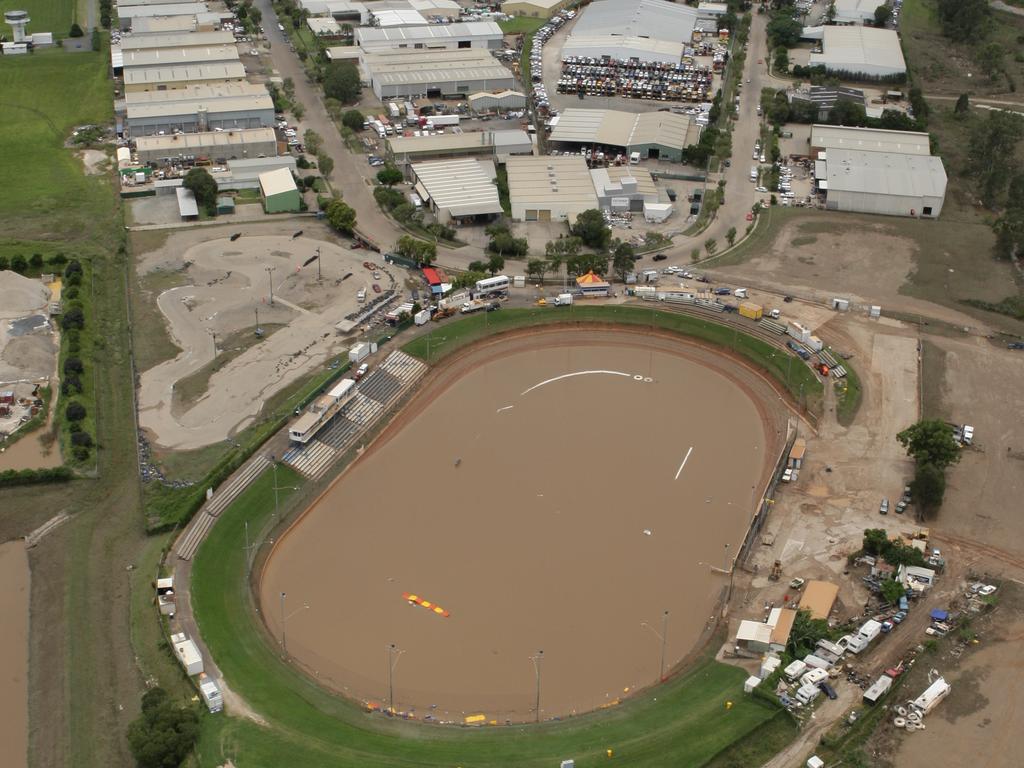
<box><xmin>896</xmin><ymin>419</ymin><xmax>961</xmax><ymax>518</ymax></box>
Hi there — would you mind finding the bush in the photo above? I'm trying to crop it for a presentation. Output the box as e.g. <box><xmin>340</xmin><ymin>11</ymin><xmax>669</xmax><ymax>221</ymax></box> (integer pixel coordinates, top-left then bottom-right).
<box><xmin>342</xmin><ymin>109</ymin><xmax>365</xmax><ymax>131</ymax></box>
<box><xmin>0</xmin><ymin>256</ymin><xmax>8</xmax><ymax>270</ymax></box>
<box><xmin>64</xmin><ymin>357</ymin><xmax>84</xmax><ymax>375</ymax></box>
<box><xmin>64</xmin><ymin>260</ymin><xmax>83</xmax><ymax>278</ymax></box>
<box><xmin>64</xmin><ymin>286</ymin><xmax>80</xmax><ymax>301</ymax></box>
<box><xmin>71</xmin><ymin>431</ymin><xmax>93</xmax><ymax>448</ymax></box>
<box><xmin>376</xmin><ymin>165</ymin><xmax>404</xmax><ymax>186</ymax></box>
<box><xmin>0</xmin><ymin>467</ymin><xmax>73</xmax><ymax>488</ymax></box>
<box><xmin>296</xmin><ymin>155</ymin><xmax>311</xmax><ymax>169</ymax></box>
<box><xmin>127</xmin><ymin>688</ymin><xmax>200</xmax><ymax>768</ymax></box>
<box><xmin>62</xmin><ymin>307</ymin><xmax>85</xmax><ymax>331</ymax></box>
<box><xmin>73</xmin><ymin>445</ymin><xmax>91</xmax><ymax>461</ymax></box>
<box><xmin>66</xmin><ymin>402</ymin><xmax>87</xmax><ymax>422</ymax></box>
<box><xmin>11</xmin><ymin>255</ymin><xmax>27</xmax><ymax>273</ymax></box>
<box><xmin>62</xmin><ymin>374</ymin><xmax>83</xmax><ymax>396</ymax></box>
<box><xmin>65</xmin><ymin>272</ymin><xmax>82</xmax><ymax>288</ymax></box>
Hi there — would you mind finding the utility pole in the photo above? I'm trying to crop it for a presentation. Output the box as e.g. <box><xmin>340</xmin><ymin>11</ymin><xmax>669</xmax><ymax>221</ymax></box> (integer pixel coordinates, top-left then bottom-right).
<box><xmin>660</xmin><ymin>610</ymin><xmax>669</xmax><ymax>682</ymax></box>
<box><xmin>316</xmin><ymin>247</ymin><xmax>322</xmax><ymax>281</ymax></box>
<box><xmin>531</xmin><ymin>649</ymin><xmax>544</xmax><ymax>723</ymax></box>
<box><xmin>387</xmin><ymin>643</ymin><xmax>405</xmax><ymax>715</ymax></box>
<box><xmin>210</xmin><ymin>329</ymin><xmax>218</xmax><ymax>359</ymax></box>
<box><xmin>266</xmin><ymin>265</ymin><xmax>277</xmax><ymax>305</ymax></box>
<box><xmin>254</xmin><ymin>305</ymin><xmax>262</xmax><ymax>336</ymax></box>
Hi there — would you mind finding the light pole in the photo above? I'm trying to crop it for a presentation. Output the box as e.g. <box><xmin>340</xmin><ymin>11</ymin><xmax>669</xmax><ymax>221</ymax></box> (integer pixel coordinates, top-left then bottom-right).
<box><xmin>266</xmin><ymin>265</ymin><xmax>277</xmax><ymax>305</ymax></box>
<box><xmin>641</xmin><ymin>611</ymin><xmax>670</xmax><ymax>682</ymax></box>
<box><xmin>271</xmin><ymin>454</ymin><xmax>279</xmax><ymax>519</ymax></box>
<box><xmin>387</xmin><ymin>643</ymin><xmax>405</xmax><ymax>715</ymax></box>
<box><xmin>530</xmin><ymin>649</ymin><xmax>544</xmax><ymax>723</ymax></box>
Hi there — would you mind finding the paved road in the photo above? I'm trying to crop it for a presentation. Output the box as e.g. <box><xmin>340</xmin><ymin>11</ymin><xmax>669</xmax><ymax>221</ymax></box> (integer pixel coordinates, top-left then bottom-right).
<box><xmin>991</xmin><ymin>0</ymin><xmax>1024</xmax><ymax>17</ymax></box>
<box><xmin>252</xmin><ymin>0</ymin><xmax>407</xmax><ymax>252</ymax></box>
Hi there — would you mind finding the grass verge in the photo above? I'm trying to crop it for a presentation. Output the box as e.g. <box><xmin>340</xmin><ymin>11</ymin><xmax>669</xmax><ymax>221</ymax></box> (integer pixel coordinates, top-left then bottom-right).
<box><xmin>403</xmin><ymin>306</ymin><xmax>824</xmax><ymax>413</ymax></box>
<box><xmin>190</xmin><ymin>466</ymin><xmax>784</xmax><ymax>767</ymax></box>
<box><xmin>835</xmin><ymin>361</ymin><xmax>863</xmax><ymax>427</ymax></box>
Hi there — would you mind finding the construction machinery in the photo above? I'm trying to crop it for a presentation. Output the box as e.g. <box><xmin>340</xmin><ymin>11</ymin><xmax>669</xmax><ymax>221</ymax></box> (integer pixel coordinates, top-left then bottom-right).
<box><xmin>769</xmin><ymin>560</ymin><xmax>782</xmax><ymax>580</ymax></box>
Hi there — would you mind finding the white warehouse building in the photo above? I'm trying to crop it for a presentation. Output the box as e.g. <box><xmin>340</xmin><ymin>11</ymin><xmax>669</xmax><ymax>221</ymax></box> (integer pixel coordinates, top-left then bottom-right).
<box><xmin>566</xmin><ymin>0</ymin><xmax>698</xmax><ymax>62</ymax></box>
<box><xmin>809</xmin><ymin>26</ymin><xmax>906</xmax><ymax>78</ymax></box>
<box><xmin>506</xmin><ymin>155</ymin><xmax>598</xmax><ymax>224</ymax></box>
<box><xmin>361</xmin><ymin>48</ymin><xmax>514</xmax><ymax>100</ymax></box>
<box><xmin>832</xmin><ymin>0</ymin><xmax>879</xmax><ymax>25</ymax></box>
<box><xmin>355</xmin><ymin>21</ymin><xmax>503</xmax><ymax>53</ymax></box>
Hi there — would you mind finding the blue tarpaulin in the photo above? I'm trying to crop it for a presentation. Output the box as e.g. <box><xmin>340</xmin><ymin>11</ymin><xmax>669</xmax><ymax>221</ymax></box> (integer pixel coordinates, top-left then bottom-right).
<box><xmin>930</xmin><ymin>609</ymin><xmax>949</xmax><ymax>622</ymax></box>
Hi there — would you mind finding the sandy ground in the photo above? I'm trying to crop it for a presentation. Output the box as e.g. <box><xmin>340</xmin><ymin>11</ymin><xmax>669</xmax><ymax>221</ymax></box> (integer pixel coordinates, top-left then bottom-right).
<box><xmin>136</xmin><ymin>234</ymin><xmax>398</xmax><ymax>450</ymax></box>
<box><xmin>260</xmin><ymin>329</ymin><xmax>789</xmax><ymax>722</ymax></box>
<box><xmin>77</xmin><ymin>149</ymin><xmax>109</xmax><ymax>176</ymax></box>
<box><xmin>0</xmin><ymin>540</ymin><xmax>29</xmax><ymax>768</ymax></box>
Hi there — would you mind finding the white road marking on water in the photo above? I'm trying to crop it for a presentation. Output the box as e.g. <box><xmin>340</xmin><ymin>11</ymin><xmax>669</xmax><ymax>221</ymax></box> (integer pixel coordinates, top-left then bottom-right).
<box><xmin>674</xmin><ymin>447</ymin><xmax>694</xmax><ymax>481</ymax></box>
<box><xmin>520</xmin><ymin>370</ymin><xmax>633</xmax><ymax>396</ymax></box>
<box><xmin>496</xmin><ymin>405</ymin><xmax>514</xmax><ymax>413</ymax></box>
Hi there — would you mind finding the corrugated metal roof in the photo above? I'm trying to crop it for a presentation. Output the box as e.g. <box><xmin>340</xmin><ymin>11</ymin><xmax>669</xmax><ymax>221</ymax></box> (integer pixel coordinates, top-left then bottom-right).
<box><xmin>259</xmin><ymin>167</ymin><xmax>298</xmax><ymax>197</ymax></box>
<box><xmin>561</xmin><ymin>35</ymin><xmax>684</xmax><ymax>60</ymax></box>
<box><xmin>124</xmin><ymin>62</ymin><xmax>246</xmax><ymax>85</ymax></box>
<box><xmin>118</xmin><ymin>2</ymin><xmax>207</xmax><ymax>19</ymax></box>
<box><xmin>134</xmin><ymin>127</ymin><xmax>276</xmax><ymax>151</ymax></box>
<box><xmin>825</xmin><ymin>148</ymin><xmax>947</xmax><ymax>198</ymax></box>
<box><xmin>810</xmin><ymin>124</ymin><xmax>930</xmax><ymax>155</ymax></box>
<box><xmin>371</xmin><ymin>8</ymin><xmax>428</xmax><ymax>26</ymax></box>
<box><xmin>365</xmin><ymin>48</ymin><xmax>513</xmax><ymax>87</ymax></box>
<box><xmin>570</xmin><ymin>0</ymin><xmax>697</xmax><ymax>44</ymax></box>
<box><xmin>125</xmin><ymin>82</ymin><xmax>267</xmax><ymax>104</ymax></box>
<box><xmin>357</xmin><ymin>21</ymin><xmax>501</xmax><ymax>44</ymax></box>
<box><xmin>550</xmin><ymin>108</ymin><xmax>698</xmax><ymax>151</ymax></box>
<box><xmin>126</xmin><ymin>93</ymin><xmax>273</xmax><ymax>119</ymax></box>
<box><xmin>810</xmin><ymin>26</ymin><xmax>906</xmax><ymax>74</ymax></box>
<box><xmin>118</xmin><ymin>30</ymin><xmax>235</xmax><ymax>50</ymax></box>
<box><xmin>176</xmin><ymin>187</ymin><xmax>199</xmax><ymax>216</ymax></box>
<box><xmin>121</xmin><ymin>45</ymin><xmax>240</xmax><ymax>68</ymax></box>
<box><xmin>411</xmin><ymin>158</ymin><xmax>502</xmax><ymax>217</ymax></box>
<box><xmin>506</xmin><ymin>155</ymin><xmax>598</xmax><ymax>208</ymax></box>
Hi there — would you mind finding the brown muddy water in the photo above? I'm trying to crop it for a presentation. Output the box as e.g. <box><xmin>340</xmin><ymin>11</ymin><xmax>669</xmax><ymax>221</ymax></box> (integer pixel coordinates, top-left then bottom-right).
<box><xmin>260</xmin><ymin>331</ymin><xmax>781</xmax><ymax>722</ymax></box>
<box><xmin>0</xmin><ymin>540</ymin><xmax>29</xmax><ymax>768</ymax></box>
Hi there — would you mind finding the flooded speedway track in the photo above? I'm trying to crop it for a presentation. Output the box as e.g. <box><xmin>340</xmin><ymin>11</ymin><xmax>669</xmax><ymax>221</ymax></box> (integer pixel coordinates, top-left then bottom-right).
<box><xmin>259</xmin><ymin>328</ymin><xmax>788</xmax><ymax>722</ymax></box>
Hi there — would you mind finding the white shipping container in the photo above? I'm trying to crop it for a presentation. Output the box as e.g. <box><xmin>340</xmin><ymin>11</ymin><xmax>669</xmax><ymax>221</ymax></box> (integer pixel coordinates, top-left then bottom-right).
<box><xmin>414</xmin><ymin>309</ymin><xmax>431</xmax><ymax>325</ymax></box>
<box><xmin>807</xmin><ymin>335</ymin><xmax>824</xmax><ymax>352</ymax></box>
<box><xmin>170</xmin><ymin>632</ymin><xmax>204</xmax><ymax>676</ymax></box>
<box><xmin>513</xmin><ymin>275</ymin><xmax>526</xmax><ymax>288</ymax></box>
<box><xmin>786</xmin><ymin>321</ymin><xmax>811</xmax><ymax>343</ymax></box>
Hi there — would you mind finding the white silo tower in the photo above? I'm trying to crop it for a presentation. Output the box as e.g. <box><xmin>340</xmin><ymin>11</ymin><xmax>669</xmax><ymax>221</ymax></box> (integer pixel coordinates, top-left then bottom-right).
<box><xmin>5</xmin><ymin>10</ymin><xmax>31</xmax><ymax>43</ymax></box>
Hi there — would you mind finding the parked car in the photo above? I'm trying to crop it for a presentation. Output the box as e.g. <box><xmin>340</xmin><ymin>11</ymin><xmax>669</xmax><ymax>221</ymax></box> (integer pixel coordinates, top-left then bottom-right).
<box><xmin>818</xmin><ymin>681</ymin><xmax>838</xmax><ymax>700</ymax></box>
<box><xmin>881</xmin><ymin>620</ymin><xmax>895</xmax><ymax>633</ymax></box>
<box><xmin>978</xmin><ymin>584</ymin><xmax>998</xmax><ymax>596</ymax></box>
<box><xmin>789</xmin><ymin>577</ymin><xmax>805</xmax><ymax>589</ymax></box>
<box><xmin>879</xmin><ymin>498</ymin><xmax>890</xmax><ymax>515</ymax></box>
<box><xmin>783</xmin><ymin>295</ymin><xmax>794</xmax><ymax>302</ymax></box>
<box><xmin>892</xmin><ymin>611</ymin><xmax>907</xmax><ymax>624</ymax></box>
<box><xmin>372</xmin><ymin>283</ymin><xmax>381</xmax><ymax>293</ymax></box>
<box><xmin>714</xmin><ymin>287</ymin><xmax>731</xmax><ymax>295</ymax></box>
<box><xmin>653</xmin><ymin>254</ymin><xmax>667</xmax><ymax>261</ymax></box>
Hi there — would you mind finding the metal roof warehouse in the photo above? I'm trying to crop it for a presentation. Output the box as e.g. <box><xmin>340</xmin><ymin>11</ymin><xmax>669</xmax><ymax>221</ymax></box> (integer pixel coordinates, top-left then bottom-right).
<box><xmin>362</xmin><ymin>48</ymin><xmax>514</xmax><ymax>100</ymax></box>
<box><xmin>133</xmin><ymin>127</ymin><xmax>278</xmax><ymax>162</ymax></box>
<box><xmin>810</xmin><ymin>124</ymin><xmax>931</xmax><ymax>156</ymax></box>
<box><xmin>570</xmin><ymin>0</ymin><xmax>698</xmax><ymax>45</ymax></box>
<box><xmin>355</xmin><ymin>21</ymin><xmax>503</xmax><ymax>52</ymax></box>
<box><xmin>506</xmin><ymin>155</ymin><xmax>598</xmax><ymax>224</ymax></box>
<box><xmin>549</xmin><ymin>108</ymin><xmax>700</xmax><ymax>162</ymax></box>
<box><xmin>121</xmin><ymin>45</ymin><xmax>241</xmax><ymax>68</ymax></box>
<box><xmin>123</xmin><ymin>62</ymin><xmax>247</xmax><ymax>91</ymax></box>
<box><xmin>118</xmin><ymin>30</ymin><xmax>235</xmax><ymax>49</ymax></box>
<box><xmin>809</xmin><ymin>26</ymin><xmax>906</xmax><ymax>78</ymax></box>
<box><xmin>818</xmin><ymin>148</ymin><xmax>946</xmax><ymax>218</ymax></box>
<box><xmin>387</xmin><ymin>129</ymin><xmax>532</xmax><ymax>166</ymax></box>
<box><xmin>410</xmin><ymin>158</ymin><xmax>503</xmax><ymax>223</ymax></box>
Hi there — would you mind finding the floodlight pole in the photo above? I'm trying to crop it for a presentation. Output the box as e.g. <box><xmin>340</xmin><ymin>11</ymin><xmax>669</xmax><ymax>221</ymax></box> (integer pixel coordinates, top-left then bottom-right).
<box><xmin>316</xmin><ymin>247</ymin><xmax>322</xmax><ymax>281</ymax></box>
<box><xmin>531</xmin><ymin>649</ymin><xmax>544</xmax><ymax>723</ymax></box>
<box><xmin>266</xmin><ymin>265</ymin><xmax>277</xmax><ymax>305</ymax></box>
<box><xmin>280</xmin><ymin>591</ymin><xmax>287</xmax><ymax>652</ymax></box>
<box><xmin>660</xmin><ymin>610</ymin><xmax>669</xmax><ymax>682</ymax></box>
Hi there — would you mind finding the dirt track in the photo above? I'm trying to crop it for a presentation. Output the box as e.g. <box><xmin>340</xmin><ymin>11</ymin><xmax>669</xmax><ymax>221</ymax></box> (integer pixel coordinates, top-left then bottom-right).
<box><xmin>259</xmin><ymin>328</ymin><xmax>789</xmax><ymax>722</ymax></box>
<box><xmin>0</xmin><ymin>540</ymin><xmax>29</xmax><ymax>768</ymax></box>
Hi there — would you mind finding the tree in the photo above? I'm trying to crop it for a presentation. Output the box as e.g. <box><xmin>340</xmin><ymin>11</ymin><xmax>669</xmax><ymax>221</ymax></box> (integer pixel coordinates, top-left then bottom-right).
<box><xmin>10</xmin><ymin>254</ymin><xmax>27</xmax><ymax>273</ymax></box>
<box><xmin>786</xmin><ymin>610</ymin><xmax>831</xmax><ymax>659</ymax></box>
<box><xmin>376</xmin><ymin>165</ymin><xmax>403</xmax><ymax>186</ymax></box>
<box><xmin>62</xmin><ymin>308</ymin><xmax>85</xmax><ymax>331</ymax></box>
<box><xmin>977</xmin><ymin>42</ymin><xmax>1005</xmax><ymax>80</ymax></box>
<box><xmin>323</xmin><ymin>61</ymin><xmax>361</xmax><ymax>104</ymax></box>
<box><xmin>69</xmin><ymin>23</ymin><xmax>84</xmax><ymax>37</ymax></box>
<box><xmin>873</xmin><ymin>5</ymin><xmax>892</xmax><ymax>26</ymax></box>
<box><xmin>526</xmin><ymin>258</ymin><xmax>549</xmax><ymax>283</ymax></box>
<box><xmin>704</xmin><ymin>238</ymin><xmax>718</xmax><ymax>257</ymax></box>
<box><xmin>342</xmin><ymin>109</ymin><xmax>365</xmax><ymax>131</ymax></box>
<box><xmin>0</xmin><ymin>255</ymin><xmax>8</xmax><ymax>270</ymax></box>
<box><xmin>611</xmin><ymin>241</ymin><xmax>635</xmax><ymax>283</ymax></box>
<box><xmin>317</xmin><ymin>152</ymin><xmax>334</xmax><ymax>179</ymax></box>
<box><xmin>324</xmin><ymin>198</ymin><xmax>356</xmax><ymax>235</ymax></box>
<box><xmin>395</xmin><ymin>236</ymin><xmax>436</xmax><ymax>265</ymax></box>
<box><xmin>766</xmin><ymin>14</ymin><xmax>801</xmax><ymax>49</ymax></box>
<box><xmin>545</xmin><ymin>237</ymin><xmax>582</xmax><ymax>259</ymax></box>
<box><xmin>91</xmin><ymin>27</ymin><xmax>101</xmax><ymax>51</ymax></box>
<box><xmin>127</xmin><ymin>688</ymin><xmax>199</xmax><ymax>768</ymax></box>
<box><xmin>936</xmin><ymin>0</ymin><xmax>991</xmax><ymax>43</ymax></box>
<box><xmin>453</xmin><ymin>270</ymin><xmax>487</xmax><ymax>289</ymax></box>
<box><xmin>487</xmin><ymin>254</ymin><xmax>505</xmax><ymax>275</ymax></box>
<box><xmin>66</xmin><ymin>402</ymin><xmax>87</xmax><ymax>422</ymax></box>
<box><xmin>911</xmin><ymin>462</ymin><xmax>947</xmax><ymax>516</ymax></box>
<box><xmin>183</xmin><ymin>168</ymin><xmax>218</xmax><ymax>216</ymax></box>
<box><xmin>292</xmin><ymin>103</ymin><xmax>305</xmax><ymax>121</ymax></box>
<box><xmin>880</xmin><ymin>577</ymin><xmax>905</xmax><ymax>604</ymax></box>
<box><xmin>486</xmin><ymin>225</ymin><xmax>528</xmax><ymax>258</ymax></box>
<box><xmin>773</xmin><ymin>46</ymin><xmax>789</xmax><ymax>73</ymax></box>
<box><xmin>571</xmin><ymin>209</ymin><xmax>611</xmax><ymax>250</ymax></box>
<box><xmin>896</xmin><ymin>420</ymin><xmax>961</xmax><ymax>469</ymax></box>
<box><xmin>862</xmin><ymin>528</ymin><xmax>890</xmax><ymax>557</ymax></box>
<box><xmin>968</xmin><ymin>110</ymin><xmax>1024</xmax><ymax>207</ymax></box>
<box><xmin>828</xmin><ymin>99</ymin><xmax>868</xmax><ymax>126</ymax></box>
<box><xmin>303</xmin><ymin>129</ymin><xmax>323</xmax><ymax>156</ymax></box>
<box><xmin>468</xmin><ymin>260</ymin><xmax>488</xmax><ymax>274</ymax></box>
<box><xmin>249</xmin><ymin>6</ymin><xmax>262</xmax><ymax>25</ymax></box>
<box><xmin>954</xmin><ymin>93</ymin><xmax>970</xmax><ymax>115</ymax></box>
<box><xmin>725</xmin><ymin>226</ymin><xmax>737</xmax><ymax>247</ymax></box>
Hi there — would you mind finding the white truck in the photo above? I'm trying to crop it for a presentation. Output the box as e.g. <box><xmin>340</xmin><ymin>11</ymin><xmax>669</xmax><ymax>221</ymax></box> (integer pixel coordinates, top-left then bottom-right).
<box><xmin>439</xmin><ymin>291</ymin><xmax>469</xmax><ymax>311</ymax></box>
<box><xmin>839</xmin><ymin>619</ymin><xmax>882</xmax><ymax>654</ymax></box>
<box><xmin>427</xmin><ymin>114</ymin><xmax>460</xmax><ymax>128</ymax></box>
<box><xmin>414</xmin><ymin>308</ymin><xmax>431</xmax><ymax>325</ymax></box>
<box><xmin>554</xmin><ymin>293</ymin><xmax>573</xmax><ymax>306</ymax></box>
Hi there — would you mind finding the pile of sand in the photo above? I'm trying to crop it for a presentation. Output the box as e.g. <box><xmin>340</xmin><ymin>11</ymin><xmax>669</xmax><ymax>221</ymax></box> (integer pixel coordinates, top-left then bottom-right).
<box><xmin>0</xmin><ymin>272</ymin><xmax>49</xmax><ymax>318</ymax></box>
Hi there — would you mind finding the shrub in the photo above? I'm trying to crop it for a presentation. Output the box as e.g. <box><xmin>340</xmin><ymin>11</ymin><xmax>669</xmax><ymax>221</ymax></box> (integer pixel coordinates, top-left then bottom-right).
<box><xmin>127</xmin><ymin>688</ymin><xmax>199</xmax><ymax>768</ymax></box>
<box><xmin>0</xmin><ymin>256</ymin><xmax>8</xmax><ymax>270</ymax></box>
<box><xmin>69</xmin><ymin>23</ymin><xmax>84</xmax><ymax>37</ymax></box>
<box><xmin>11</xmin><ymin>255</ymin><xmax>28</xmax><ymax>273</ymax></box>
<box><xmin>65</xmin><ymin>272</ymin><xmax>82</xmax><ymax>288</ymax></box>
<box><xmin>62</xmin><ymin>307</ymin><xmax>85</xmax><ymax>330</ymax></box>
<box><xmin>64</xmin><ymin>286</ymin><xmax>80</xmax><ymax>301</ymax></box>
<box><xmin>64</xmin><ymin>357</ymin><xmax>84</xmax><ymax>375</ymax></box>
<box><xmin>62</xmin><ymin>374</ymin><xmax>83</xmax><ymax>395</ymax></box>
<box><xmin>66</xmin><ymin>402</ymin><xmax>87</xmax><ymax>422</ymax></box>
<box><xmin>64</xmin><ymin>260</ymin><xmax>83</xmax><ymax>278</ymax></box>
<box><xmin>71</xmin><ymin>431</ymin><xmax>93</xmax><ymax>448</ymax></box>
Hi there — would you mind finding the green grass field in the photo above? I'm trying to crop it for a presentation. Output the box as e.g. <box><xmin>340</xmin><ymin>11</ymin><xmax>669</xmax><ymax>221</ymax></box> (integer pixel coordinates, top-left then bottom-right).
<box><xmin>191</xmin><ymin>466</ymin><xmax>785</xmax><ymax>767</ymax></box>
<box><xmin>0</xmin><ymin>49</ymin><xmax>114</xmax><ymax>245</ymax></box>
<box><xmin>498</xmin><ymin>16</ymin><xmax>546</xmax><ymax>35</ymax></box>
<box><xmin>0</xmin><ymin>0</ymin><xmax>75</xmax><ymax>37</ymax></box>
<box><xmin>403</xmin><ymin>306</ymin><xmax>824</xmax><ymax>413</ymax></box>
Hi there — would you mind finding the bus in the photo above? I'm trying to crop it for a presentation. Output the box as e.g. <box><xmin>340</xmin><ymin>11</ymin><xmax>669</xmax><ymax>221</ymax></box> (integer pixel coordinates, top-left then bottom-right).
<box><xmin>288</xmin><ymin>378</ymin><xmax>357</xmax><ymax>443</ymax></box>
<box><xmin>474</xmin><ymin>275</ymin><xmax>510</xmax><ymax>296</ymax></box>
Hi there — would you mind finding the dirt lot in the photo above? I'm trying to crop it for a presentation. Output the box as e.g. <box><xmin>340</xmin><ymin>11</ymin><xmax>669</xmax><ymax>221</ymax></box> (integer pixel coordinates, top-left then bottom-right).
<box><xmin>260</xmin><ymin>328</ymin><xmax>789</xmax><ymax>722</ymax></box>
<box><xmin>711</xmin><ymin>211</ymin><xmax>1024</xmax><ymax>335</ymax></box>
<box><xmin>135</xmin><ymin>230</ymin><xmax>400</xmax><ymax>450</ymax></box>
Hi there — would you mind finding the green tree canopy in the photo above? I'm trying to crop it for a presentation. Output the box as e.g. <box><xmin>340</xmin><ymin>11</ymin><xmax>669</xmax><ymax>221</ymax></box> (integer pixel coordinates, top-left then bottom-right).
<box><xmin>571</xmin><ymin>209</ymin><xmax>611</xmax><ymax>250</ymax></box>
<box><xmin>936</xmin><ymin>0</ymin><xmax>991</xmax><ymax>43</ymax></box>
<box><xmin>910</xmin><ymin>462</ymin><xmax>947</xmax><ymax>516</ymax></box>
<box><xmin>342</xmin><ymin>109</ymin><xmax>365</xmax><ymax>131</ymax></box>
<box><xmin>396</xmin><ymin>236</ymin><xmax>436</xmax><ymax>265</ymax></box>
<box><xmin>526</xmin><ymin>258</ymin><xmax>549</xmax><ymax>283</ymax></box>
<box><xmin>376</xmin><ymin>165</ymin><xmax>403</xmax><ymax>186</ymax></box>
<box><xmin>896</xmin><ymin>419</ymin><xmax>961</xmax><ymax>469</ymax></box>
<box><xmin>183</xmin><ymin>167</ymin><xmax>218</xmax><ymax>215</ymax></box>
<box><xmin>324</xmin><ymin>198</ymin><xmax>356</xmax><ymax>235</ymax></box>
<box><xmin>323</xmin><ymin>61</ymin><xmax>361</xmax><ymax>104</ymax></box>
<box><xmin>873</xmin><ymin>5</ymin><xmax>892</xmax><ymax>26</ymax></box>
<box><xmin>127</xmin><ymin>688</ymin><xmax>199</xmax><ymax>768</ymax></box>
<box><xmin>611</xmin><ymin>241</ymin><xmax>635</xmax><ymax>283</ymax></box>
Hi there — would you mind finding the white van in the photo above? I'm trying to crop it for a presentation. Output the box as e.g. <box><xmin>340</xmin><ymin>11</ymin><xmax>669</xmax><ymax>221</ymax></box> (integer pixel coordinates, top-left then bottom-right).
<box><xmin>800</xmin><ymin>667</ymin><xmax>829</xmax><ymax>688</ymax></box>
<box><xmin>409</xmin><ymin>192</ymin><xmax>422</xmax><ymax>209</ymax></box>
<box><xmin>749</xmin><ymin>167</ymin><xmax>758</xmax><ymax>183</ymax></box>
<box><xmin>629</xmin><ymin>151</ymin><xmax>641</xmax><ymax>165</ymax></box>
